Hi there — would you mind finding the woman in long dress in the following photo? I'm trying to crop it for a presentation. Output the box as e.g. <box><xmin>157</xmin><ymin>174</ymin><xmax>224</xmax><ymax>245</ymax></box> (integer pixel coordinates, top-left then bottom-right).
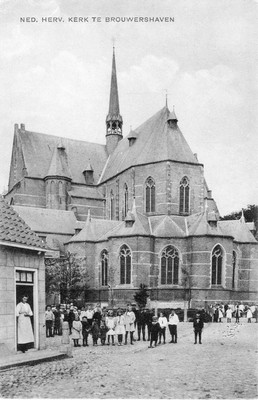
<box><xmin>16</xmin><ymin>295</ymin><xmax>34</xmax><ymax>353</ymax></box>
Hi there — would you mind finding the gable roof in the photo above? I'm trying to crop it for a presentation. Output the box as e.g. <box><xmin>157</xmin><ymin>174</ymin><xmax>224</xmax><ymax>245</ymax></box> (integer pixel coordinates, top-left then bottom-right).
<box><xmin>218</xmin><ymin>219</ymin><xmax>257</xmax><ymax>243</ymax></box>
<box><xmin>16</xmin><ymin>129</ymin><xmax>108</xmax><ymax>185</ymax></box>
<box><xmin>0</xmin><ymin>197</ymin><xmax>46</xmax><ymax>250</ymax></box>
<box><xmin>68</xmin><ymin>214</ymin><xmax>121</xmax><ymax>243</ymax></box>
<box><xmin>150</xmin><ymin>215</ymin><xmax>186</xmax><ymax>237</ymax></box>
<box><xmin>100</xmin><ymin>106</ymin><xmax>200</xmax><ymax>183</ymax></box>
<box><xmin>13</xmin><ymin>206</ymin><xmax>78</xmax><ymax>235</ymax></box>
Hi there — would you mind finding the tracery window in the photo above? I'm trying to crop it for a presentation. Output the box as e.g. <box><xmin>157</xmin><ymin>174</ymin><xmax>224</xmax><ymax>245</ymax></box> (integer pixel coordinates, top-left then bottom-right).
<box><xmin>161</xmin><ymin>246</ymin><xmax>179</xmax><ymax>285</ymax></box>
<box><xmin>211</xmin><ymin>245</ymin><xmax>223</xmax><ymax>285</ymax></box>
<box><xmin>146</xmin><ymin>177</ymin><xmax>155</xmax><ymax>213</ymax></box>
<box><xmin>120</xmin><ymin>245</ymin><xmax>131</xmax><ymax>285</ymax></box>
<box><xmin>101</xmin><ymin>250</ymin><xmax>108</xmax><ymax>287</ymax></box>
<box><xmin>179</xmin><ymin>176</ymin><xmax>190</xmax><ymax>214</ymax></box>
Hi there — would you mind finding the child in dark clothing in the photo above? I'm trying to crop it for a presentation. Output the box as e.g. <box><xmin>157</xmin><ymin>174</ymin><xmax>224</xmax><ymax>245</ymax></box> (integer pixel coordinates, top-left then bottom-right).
<box><xmin>193</xmin><ymin>313</ymin><xmax>204</xmax><ymax>344</ymax></box>
<box><xmin>99</xmin><ymin>320</ymin><xmax>108</xmax><ymax>345</ymax></box>
<box><xmin>91</xmin><ymin>319</ymin><xmax>100</xmax><ymax>346</ymax></box>
<box><xmin>81</xmin><ymin>316</ymin><xmax>91</xmax><ymax>346</ymax></box>
<box><xmin>148</xmin><ymin>316</ymin><xmax>160</xmax><ymax>348</ymax></box>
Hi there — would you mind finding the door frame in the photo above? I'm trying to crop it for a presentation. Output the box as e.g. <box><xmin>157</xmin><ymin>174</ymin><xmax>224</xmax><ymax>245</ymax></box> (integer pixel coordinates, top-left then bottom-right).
<box><xmin>14</xmin><ymin>267</ymin><xmax>39</xmax><ymax>351</ymax></box>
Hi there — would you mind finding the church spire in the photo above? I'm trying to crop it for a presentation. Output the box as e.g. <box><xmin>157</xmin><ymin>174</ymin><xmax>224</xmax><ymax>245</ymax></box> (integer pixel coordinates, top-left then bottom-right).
<box><xmin>106</xmin><ymin>47</ymin><xmax>123</xmax><ymax>155</ymax></box>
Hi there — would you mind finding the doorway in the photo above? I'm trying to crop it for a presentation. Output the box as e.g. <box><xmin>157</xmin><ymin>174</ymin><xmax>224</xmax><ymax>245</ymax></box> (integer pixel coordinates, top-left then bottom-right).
<box><xmin>16</xmin><ymin>284</ymin><xmax>35</xmax><ymax>351</ymax></box>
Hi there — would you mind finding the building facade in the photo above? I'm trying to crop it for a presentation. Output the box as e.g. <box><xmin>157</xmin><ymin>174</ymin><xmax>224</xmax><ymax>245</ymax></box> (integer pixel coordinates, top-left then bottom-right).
<box><xmin>5</xmin><ymin>49</ymin><xmax>258</xmax><ymax>308</ymax></box>
<box><xmin>0</xmin><ymin>197</ymin><xmax>46</xmax><ymax>353</ymax></box>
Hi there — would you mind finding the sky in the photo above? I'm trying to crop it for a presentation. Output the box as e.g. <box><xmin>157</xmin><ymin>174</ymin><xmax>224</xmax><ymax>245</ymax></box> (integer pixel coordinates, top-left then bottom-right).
<box><xmin>0</xmin><ymin>0</ymin><xmax>257</xmax><ymax>216</ymax></box>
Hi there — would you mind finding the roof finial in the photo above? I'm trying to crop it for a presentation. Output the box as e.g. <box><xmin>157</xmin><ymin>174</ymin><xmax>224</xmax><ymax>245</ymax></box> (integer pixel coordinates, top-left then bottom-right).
<box><xmin>240</xmin><ymin>209</ymin><xmax>245</xmax><ymax>223</ymax></box>
<box><xmin>165</xmin><ymin>90</ymin><xmax>168</xmax><ymax>108</ymax></box>
<box><xmin>112</xmin><ymin>37</ymin><xmax>116</xmax><ymax>50</ymax></box>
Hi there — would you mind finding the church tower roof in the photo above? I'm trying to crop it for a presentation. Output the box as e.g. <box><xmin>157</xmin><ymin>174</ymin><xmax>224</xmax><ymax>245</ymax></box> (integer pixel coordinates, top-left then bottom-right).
<box><xmin>105</xmin><ymin>47</ymin><xmax>123</xmax><ymax>155</ymax></box>
<box><xmin>106</xmin><ymin>47</ymin><xmax>123</xmax><ymax>124</ymax></box>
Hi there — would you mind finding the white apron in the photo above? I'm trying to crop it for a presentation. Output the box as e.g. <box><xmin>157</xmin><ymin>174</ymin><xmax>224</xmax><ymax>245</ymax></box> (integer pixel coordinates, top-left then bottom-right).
<box><xmin>16</xmin><ymin>302</ymin><xmax>34</xmax><ymax>344</ymax></box>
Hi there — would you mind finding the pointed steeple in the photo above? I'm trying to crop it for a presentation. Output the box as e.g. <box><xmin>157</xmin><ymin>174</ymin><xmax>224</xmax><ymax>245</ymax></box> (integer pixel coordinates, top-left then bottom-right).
<box><xmin>106</xmin><ymin>47</ymin><xmax>123</xmax><ymax>155</ymax></box>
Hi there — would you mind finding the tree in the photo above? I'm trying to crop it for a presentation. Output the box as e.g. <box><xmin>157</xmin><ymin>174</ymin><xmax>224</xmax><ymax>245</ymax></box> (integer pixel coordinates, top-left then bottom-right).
<box><xmin>45</xmin><ymin>252</ymin><xmax>89</xmax><ymax>304</ymax></box>
<box><xmin>220</xmin><ymin>204</ymin><xmax>258</xmax><ymax>223</ymax></box>
<box><xmin>134</xmin><ymin>284</ymin><xmax>150</xmax><ymax>309</ymax></box>
<box><xmin>181</xmin><ymin>267</ymin><xmax>192</xmax><ymax>308</ymax></box>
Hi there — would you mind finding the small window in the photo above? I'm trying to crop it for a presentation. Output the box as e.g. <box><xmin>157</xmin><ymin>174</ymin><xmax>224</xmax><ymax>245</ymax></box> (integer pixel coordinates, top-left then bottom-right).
<box><xmin>179</xmin><ymin>176</ymin><xmax>190</xmax><ymax>214</ymax></box>
<box><xmin>110</xmin><ymin>190</ymin><xmax>115</xmax><ymax>220</ymax></box>
<box><xmin>146</xmin><ymin>177</ymin><xmax>155</xmax><ymax>213</ymax></box>
<box><xmin>16</xmin><ymin>270</ymin><xmax>34</xmax><ymax>283</ymax></box>
<box><xmin>101</xmin><ymin>250</ymin><xmax>108</xmax><ymax>286</ymax></box>
<box><xmin>211</xmin><ymin>245</ymin><xmax>223</xmax><ymax>285</ymax></box>
<box><xmin>124</xmin><ymin>183</ymin><xmax>128</xmax><ymax>219</ymax></box>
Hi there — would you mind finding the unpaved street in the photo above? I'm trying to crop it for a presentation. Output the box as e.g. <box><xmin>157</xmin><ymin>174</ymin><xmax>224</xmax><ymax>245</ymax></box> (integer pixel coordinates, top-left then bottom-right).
<box><xmin>0</xmin><ymin>320</ymin><xmax>257</xmax><ymax>398</ymax></box>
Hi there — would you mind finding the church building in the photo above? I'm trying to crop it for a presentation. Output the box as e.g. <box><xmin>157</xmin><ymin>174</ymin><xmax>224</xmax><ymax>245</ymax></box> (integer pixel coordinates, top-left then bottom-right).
<box><xmin>5</xmin><ymin>49</ymin><xmax>258</xmax><ymax>308</ymax></box>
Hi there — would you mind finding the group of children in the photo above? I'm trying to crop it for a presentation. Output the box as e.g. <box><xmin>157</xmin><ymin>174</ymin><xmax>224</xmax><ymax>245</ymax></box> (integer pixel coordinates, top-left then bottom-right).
<box><xmin>71</xmin><ymin>308</ymin><xmax>134</xmax><ymax>347</ymax></box>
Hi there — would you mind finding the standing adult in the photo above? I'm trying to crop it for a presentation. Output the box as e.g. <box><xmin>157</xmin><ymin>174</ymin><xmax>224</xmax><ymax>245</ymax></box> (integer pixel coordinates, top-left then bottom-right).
<box><xmin>235</xmin><ymin>305</ymin><xmax>240</xmax><ymax>323</ymax></box>
<box><xmin>168</xmin><ymin>309</ymin><xmax>179</xmax><ymax>343</ymax></box>
<box><xmin>193</xmin><ymin>312</ymin><xmax>204</xmax><ymax>344</ymax></box>
<box><xmin>137</xmin><ymin>309</ymin><xmax>147</xmax><ymax>341</ymax></box>
<box><xmin>16</xmin><ymin>295</ymin><xmax>34</xmax><ymax>353</ymax></box>
<box><xmin>45</xmin><ymin>305</ymin><xmax>55</xmax><ymax>337</ymax></box>
<box><xmin>124</xmin><ymin>305</ymin><xmax>136</xmax><ymax>345</ymax></box>
<box><xmin>68</xmin><ymin>306</ymin><xmax>75</xmax><ymax>334</ymax></box>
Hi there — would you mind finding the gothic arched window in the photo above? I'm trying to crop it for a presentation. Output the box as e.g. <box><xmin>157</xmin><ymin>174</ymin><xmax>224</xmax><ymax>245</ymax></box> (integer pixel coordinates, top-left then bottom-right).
<box><xmin>146</xmin><ymin>177</ymin><xmax>155</xmax><ymax>213</ymax></box>
<box><xmin>232</xmin><ymin>251</ymin><xmax>236</xmax><ymax>289</ymax></box>
<box><xmin>179</xmin><ymin>176</ymin><xmax>190</xmax><ymax>214</ymax></box>
<box><xmin>110</xmin><ymin>190</ymin><xmax>115</xmax><ymax>220</ymax></box>
<box><xmin>124</xmin><ymin>183</ymin><xmax>128</xmax><ymax>219</ymax></box>
<box><xmin>101</xmin><ymin>250</ymin><xmax>108</xmax><ymax>287</ymax></box>
<box><xmin>120</xmin><ymin>245</ymin><xmax>131</xmax><ymax>284</ymax></box>
<box><xmin>211</xmin><ymin>245</ymin><xmax>223</xmax><ymax>285</ymax></box>
<box><xmin>161</xmin><ymin>246</ymin><xmax>179</xmax><ymax>285</ymax></box>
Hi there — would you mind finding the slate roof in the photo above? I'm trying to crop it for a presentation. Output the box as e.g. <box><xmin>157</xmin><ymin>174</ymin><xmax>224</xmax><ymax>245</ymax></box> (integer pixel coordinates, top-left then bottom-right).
<box><xmin>151</xmin><ymin>215</ymin><xmax>185</xmax><ymax>237</ymax></box>
<box><xmin>46</xmin><ymin>146</ymin><xmax>71</xmax><ymax>179</ymax></box>
<box><xmin>109</xmin><ymin>211</ymin><xmax>151</xmax><ymax>238</ymax></box>
<box><xmin>100</xmin><ymin>106</ymin><xmax>200</xmax><ymax>183</ymax></box>
<box><xmin>218</xmin><ymin>219</ymin><xmax>257</xmax><ymax>243</ymax></box>
<box><xmin>187</xmin><ymin>212</ymin><xmax>225</xmax><ymax>237</ymax></box>
<box><xmin>68</xmin><ymin>213</ymin><xmax>121</xmax><ymax>243</ymax></box>
<box><xmin>13</xmin><ymin>206</ymin><xmax>77</xmax><ymax>235</ymax></box>
<box><xmin>16</xmin><ymin>129</ymin><xmax>108</xmax><ymax>184</ymax></box>
<box><xmin>0</xmin><ymin>197</ymin><xmax>46</xmax><ymax>249</ymax></box>
<box><xmin>106</xmin><ymin>48</ymin><xmax>122</xmax><ymax>123</ymax></box>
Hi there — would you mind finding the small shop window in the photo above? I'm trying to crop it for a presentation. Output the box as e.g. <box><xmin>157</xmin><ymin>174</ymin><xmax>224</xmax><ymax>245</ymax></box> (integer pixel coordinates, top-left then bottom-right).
<box><xmin>16</xmin><ymin>270</ymin><xmax>34</xmax><ymax>283</ymax></box>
